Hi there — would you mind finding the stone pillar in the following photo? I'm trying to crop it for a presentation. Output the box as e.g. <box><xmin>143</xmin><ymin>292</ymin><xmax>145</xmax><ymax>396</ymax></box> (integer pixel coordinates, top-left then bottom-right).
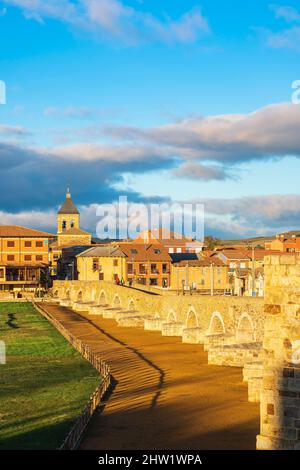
<box><xmin>257</xmin><ymin>255</ymin><xmax>300</xmax><ymax>450</ymax></box>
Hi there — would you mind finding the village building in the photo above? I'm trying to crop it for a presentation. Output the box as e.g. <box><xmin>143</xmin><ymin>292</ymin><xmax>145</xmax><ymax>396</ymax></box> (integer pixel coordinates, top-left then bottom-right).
<box><xmin>0</xmin><ymin>225</ymin><xmax>54</xmax><ymax>296</ymax></box>
<box><xmin>265</xmin><ymin>233</ymin><xmax>300</xmax><ymax>252</ymax></box>
<box><xmin>170</xmin><ymin>257</ymin><xmax>231</xmax><ymax>294</ymax></box>
<box><xmin>133</xmin><ymin>228</ymin><xmax>203</xmax><ymax>254</ymax></box>
<box><xmin>77</xmin><ymin>243</ymin><xmax>171</xmax><ymax>289</ymax></box>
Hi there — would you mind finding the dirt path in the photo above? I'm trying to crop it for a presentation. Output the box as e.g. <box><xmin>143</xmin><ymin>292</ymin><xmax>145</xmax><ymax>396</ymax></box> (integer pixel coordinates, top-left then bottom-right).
<box><xmin>39</xmin><ymin>303</ymin><xmax>260</xmax><ymax>450</ymax></box>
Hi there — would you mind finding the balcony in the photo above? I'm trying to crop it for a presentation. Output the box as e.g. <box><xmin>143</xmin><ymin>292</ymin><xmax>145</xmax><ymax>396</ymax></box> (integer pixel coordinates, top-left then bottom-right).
<box><xmin>0</xmin><ymin>267</ymin><xmax>43</xmax><ymax>284</ymax></box>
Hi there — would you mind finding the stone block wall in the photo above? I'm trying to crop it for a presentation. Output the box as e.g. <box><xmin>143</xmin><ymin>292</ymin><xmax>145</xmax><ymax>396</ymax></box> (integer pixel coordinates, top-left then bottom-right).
<box><xmin>257</xmin><ymin>255</ymin><xmax>300</xmax><ymax>450</ymax></box>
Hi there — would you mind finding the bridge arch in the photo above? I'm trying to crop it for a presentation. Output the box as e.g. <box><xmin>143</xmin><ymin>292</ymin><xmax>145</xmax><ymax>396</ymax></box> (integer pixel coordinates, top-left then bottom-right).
<box><xmin>167</xmin><ymin>309</ymin><xmax>177</xmax><ymax>323</ymax></box>
<box><xmin>186</xmin><ymin>307</ymin><xmax>199</xmax><ymax>328</ymax></box>
<box><xmin>128</xmin><ymin>299</ymin><xmax>135</xmax><ymax>311</ymax></box>
<box><xmin>113</xmin><ymin>294</ymin><xmax>121</xmax><ymax>308</ymax></box>
<box><xmin>236</xmin><ymin>313</ymin><xmax>255</xmax><ymax>342</ymax></box>
<box><xmin>208</xmin><ymin>312</ymin><xmax>226</xmax><ymax>335</ymax></box>
<box><xmin>98</xmin><ymin>290</ymin><xmax>107</xmax><ymax>306</ymax></box>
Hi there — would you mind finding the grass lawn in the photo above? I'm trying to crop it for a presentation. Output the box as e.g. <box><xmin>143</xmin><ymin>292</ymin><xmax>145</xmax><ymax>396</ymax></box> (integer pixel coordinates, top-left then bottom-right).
<box><xmin>0</xmin><ymin>302</ymin><xmax>100</xmax><ymax>450</ymax></box>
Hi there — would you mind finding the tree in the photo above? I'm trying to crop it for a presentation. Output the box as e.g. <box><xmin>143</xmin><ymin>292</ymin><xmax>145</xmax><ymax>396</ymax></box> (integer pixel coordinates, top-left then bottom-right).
<box><xmin>204</xmin><ymin>236</ymin><xmax>221</xmax><ymax>250</ymax></box>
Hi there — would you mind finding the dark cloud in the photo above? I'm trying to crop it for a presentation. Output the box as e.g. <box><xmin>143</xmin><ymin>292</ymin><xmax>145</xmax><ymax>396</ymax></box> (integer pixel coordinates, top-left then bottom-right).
<box><xmin>0</xmin><ymin>141</ymin><xmax>174</xmax><ymax>212</ymax></box>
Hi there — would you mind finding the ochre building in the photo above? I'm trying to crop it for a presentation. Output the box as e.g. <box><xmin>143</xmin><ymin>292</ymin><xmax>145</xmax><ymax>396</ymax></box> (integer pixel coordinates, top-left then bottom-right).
<box><xmin>0</xmin><ymin>225</ymin><xmax>54</xmax><ymax>294</ymax></box>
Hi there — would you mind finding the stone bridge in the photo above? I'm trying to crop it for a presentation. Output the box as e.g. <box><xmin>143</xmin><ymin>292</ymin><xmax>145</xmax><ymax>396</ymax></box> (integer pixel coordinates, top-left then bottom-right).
<box><xmin>51</xmin><ymin>253</ymin><xmax>300</xmax><ymax>450</ymax></box>
<box><xmin>52</xmin><ymin>280</ymin><xmax>264</xmax><ymax>354</ymax></box>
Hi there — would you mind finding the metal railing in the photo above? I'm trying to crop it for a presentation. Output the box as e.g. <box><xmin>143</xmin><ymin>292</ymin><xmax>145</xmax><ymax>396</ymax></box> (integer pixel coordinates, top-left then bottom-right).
<box><xmin>33</xmin><ymin>302</ymin><xmax>111</xmax><ymax>450</ymax></box>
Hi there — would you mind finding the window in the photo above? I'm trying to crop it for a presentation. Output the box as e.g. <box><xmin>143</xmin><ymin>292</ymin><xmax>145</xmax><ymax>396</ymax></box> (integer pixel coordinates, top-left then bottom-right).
<box><xmin>92</xmin><ymin>259</ymin><xmax>99</xmax><ymax>271</ymax></box>
<box><xmin>162</xmin><ymin>263</ymin><xmax>168</xmax><ymax>273</ymax></box>
<box><xmin>130</xmin><ymin>249</ymin><xmax>138</xmax><ymax>254</ymax></box>
<box><xmin>240</xmin><ymin>262</ymin><xmax>246</xmax><ymax>269</ymax></box>
<box><xmin>70</xmin><ymin>220</ymin><xmax>75</xmax><ymax>228</ymax></box>
<box><xmin>24</xmin><ymin>255</ymin><xmax>32</xmax><ymax>261</ymax></box>
<box><xmin>151</xmin><ymin>264</ymin><xmax>158</xmax><ymax>274</ymax></box>
<box><xmin>99</xmin><ymin>273</ymin><xmax>104</xmax><ymax>280</ymax></box>
<box><xmin>201</xmin><ymin>279</ymin><xmax>205</xmax><ymax>285</ymax></box>
<box><xmin>168</xmin><ymin>248</ymin><xmax>174</xmax><ymax>253</ymax></box>
<box><xmin>177</xmin><ymin>248</ymin><xmax>182</xmax><ymax>253</ymax></box>
<box><xmin>36</xmin><ymin>255</ymin><xmax>43</xmax><ymax>261</ymax></box>
<box><xmin>139</xmin><ymin>263</ymin><xmax>147</xmax><ymax>274</ymax></box>
<box><xmin>24</xmin><ymin>241</ymin><xmax>32</xmax><ymax>247</ymax></box>
<box><xmin>7</xmin><ymin>255</ymin><xmax>14</xmax><ymax>261</ymax></box>
<box><xmin>154</xmin><ymin>249</ymin><xmax>161</xmax><ymax>254</ymax></box>
<box><xmin>127</xmin><ymin>263</ymin><xmax>133</xmax><ymax>274</ymax></box>
<box><xmin>53</xmin><ymin>254</ymin><xmax>59</xmax><ymax>260</ymax></box>
<box><xmin>7</xmin><ymin>241</ymin><xmax>15</xmax><ymax>247</ymax></box>
<box><xmin>62</xmin><ymin>220</ymin><xmax>67</xmax><ymax>230</ymax></box>
<box><xmin>113</xmin><ymin>259</ymin><xmax>118</xmax><ymax>267</ymax></box>
<box><xmin>36</xmin><ymin>241</ymin><xmax>43</xmax><ymax>248</ymax></box>
<box><xmin>0</xmin><ymin>270</ymin><xmax>4</xmax><ymax>279</ymax></box>
<box><xmin>149</xmin><ymin>278</ymin><xmax>158</xmax><ymax>286</ymax></box>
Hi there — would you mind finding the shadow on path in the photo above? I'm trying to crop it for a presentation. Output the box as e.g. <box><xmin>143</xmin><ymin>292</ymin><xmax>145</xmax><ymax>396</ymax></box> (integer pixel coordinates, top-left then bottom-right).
<box><xmin>68</xmin><ymin>309</ymin><xmax>165</xmax><ymax>409</ymax></box>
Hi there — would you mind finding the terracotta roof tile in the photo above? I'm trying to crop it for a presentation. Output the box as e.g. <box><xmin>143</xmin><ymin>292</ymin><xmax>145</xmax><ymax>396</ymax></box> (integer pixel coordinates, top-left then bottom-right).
<box><xmin>0</xmin><ymin>225</ymin><xmax>54</xmax><ymax>238</ymax></box>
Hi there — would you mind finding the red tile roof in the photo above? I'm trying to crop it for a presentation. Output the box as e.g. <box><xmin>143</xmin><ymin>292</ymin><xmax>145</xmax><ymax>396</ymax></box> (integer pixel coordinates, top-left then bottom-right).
<box><xmin>173</xmin><ymin>258</ymin><xmax>226</xmax><ymax>267</ymax></box>
<box><xmin>117</xmin><ymin>243</ymin><xmax>171</xmax><ymax>261</ymax></box>
<box><xmin>0</xmin><ymin>225</ymin><xmax>54</xmax><ymax>238</ymax></box>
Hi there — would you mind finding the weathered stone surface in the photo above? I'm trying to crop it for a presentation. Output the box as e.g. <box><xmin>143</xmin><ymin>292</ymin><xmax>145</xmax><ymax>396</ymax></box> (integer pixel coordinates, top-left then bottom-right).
<box><xmin>257</xmin><ymin>254</ymin><xmax>300</xmax><ymax>450</ymax></box>
<box><xmin>182</xmin><ymin>327</ymin><xmax>204</xmax><ymax>344</ymax></box>
<box><xmin>161</xmin><ymin>322</ymin><xmax>185</xmax><ymax>337</ymax></box>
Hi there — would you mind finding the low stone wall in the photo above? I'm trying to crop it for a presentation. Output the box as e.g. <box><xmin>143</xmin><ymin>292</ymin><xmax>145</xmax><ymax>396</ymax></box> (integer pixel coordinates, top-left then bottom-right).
<box><xmin>52</xmin><ymin>280</ymin><xmax>264</xmax><ymax>343</ymax></box>
<box><xmin>208</xmin><ymin>342</ymin><xmax>262</xmax><ymax>368</ymax></box>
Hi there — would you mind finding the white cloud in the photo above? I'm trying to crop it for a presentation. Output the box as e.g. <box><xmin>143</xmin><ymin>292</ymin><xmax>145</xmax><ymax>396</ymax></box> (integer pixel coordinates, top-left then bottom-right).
<box><xmin>269</xmin><ymin>4</ymin><xmax>300</xmax><ymax>23</ymax></box>
<box><xmin>3</xmin><ymin>0</ymin><xmax>210</xmax><ymax>45</ymax></box>
<box><xmin>267</xmin><ymin>26</ymin><xmax>300</xmax><ymax>50</ymax></box>
<box><xmin>101</xmin><ymin>102</ymin><xmax>300</xmax><ymax>166</ymax></box>
<box><xmin>172</xmin><ymin>161</ymin><xmax>232</xmax><ymax>181</ymax></box>
<box><xmin>0</xmin><ymin>209</ymin><xmax>56</xmax><ymax>231</ymax></box>
<box><xmin>0</xmin><ymin>124</ymin><xmax>29</xmax><ymax>136</ymax></box>
<box><xmin>2</xmin><ymin>193</ymin><xmax>300</xmax><ymax>239</ymax></box>
<box><xmin>50</xmin><ymin>141</ymin><xmax>172</xmax><ymax>162</ymax></box>
<box><xmin>44</xmin><ymin>106</ymin><xmax>95</xmax><ymax>119</ymax></box>
<box><xmin>197</xmin><ymin>194</ymin><xmax>300</xmax><ymax>236</ymax></box>
<box><xmin>262</xmin><ymin>4</ymin><xmax>300</xmax><ymax>50</ymax></box>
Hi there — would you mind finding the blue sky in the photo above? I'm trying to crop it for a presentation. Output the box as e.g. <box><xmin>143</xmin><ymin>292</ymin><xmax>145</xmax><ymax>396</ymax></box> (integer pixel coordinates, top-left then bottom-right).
<box><xmin>0</xmin><ymin>0</ymin><xmax>300</xmax><ymax>238</ymax></box>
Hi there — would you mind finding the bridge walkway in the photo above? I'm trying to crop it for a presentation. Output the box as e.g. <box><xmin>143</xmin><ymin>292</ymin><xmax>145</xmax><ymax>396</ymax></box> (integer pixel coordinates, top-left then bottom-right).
<box><xmin>39</xmin><ymin>303</ymin><xmax>259</xmax><ymax>450</ymax></box>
